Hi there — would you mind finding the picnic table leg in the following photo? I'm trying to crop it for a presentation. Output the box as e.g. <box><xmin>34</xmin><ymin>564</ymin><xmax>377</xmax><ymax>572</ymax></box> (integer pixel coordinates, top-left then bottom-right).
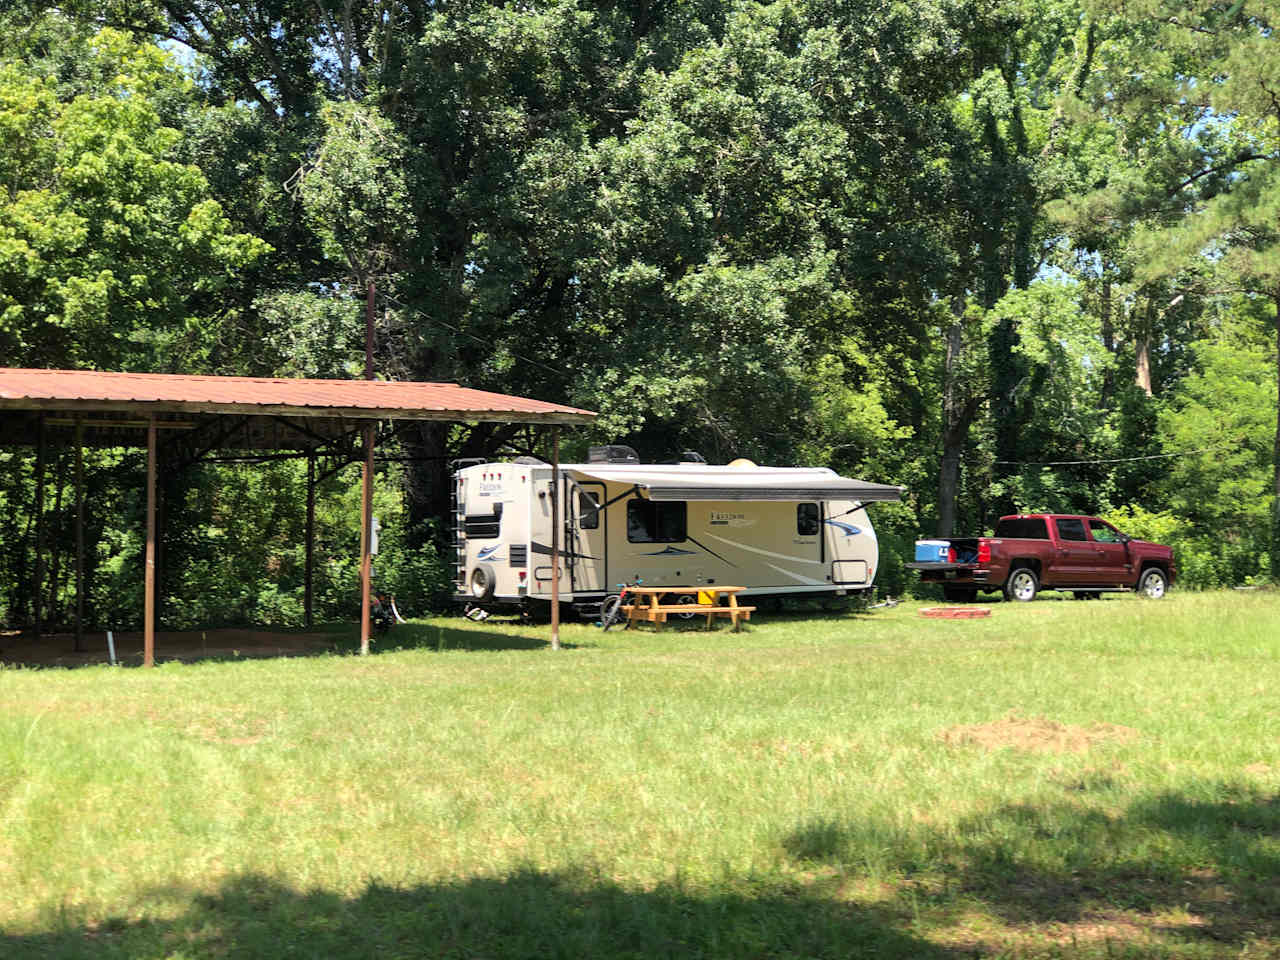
<box><xmin>728</xmin><ymin>592</ymin><xmax>741</xmax><ymax>632</ymax></box>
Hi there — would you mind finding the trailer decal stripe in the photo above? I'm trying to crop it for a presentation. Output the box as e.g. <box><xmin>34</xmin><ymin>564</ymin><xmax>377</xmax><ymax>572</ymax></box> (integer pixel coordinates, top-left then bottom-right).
<box><xmin>704</xmin><ymin>532</ymin><xmax>817</xmax><ymax>566</ymax></box>
<box><xmin>825</xmin><ymin>519</ymin><xmax>863</xmax><ymax>536</ymax></box>
<box><xmin>530</xmin><ymin>541</ymin><xmax>598</xmax><ymax>561</ymax></box>
<box><xmin>685</xmin><ymin>536</ymin><xmax>736</xmax><ymax>567</ymax></box>
<box><xmin>763</xmin><ymin>561</ymin><xmax>826</xmax><ymax>585</ymax></box>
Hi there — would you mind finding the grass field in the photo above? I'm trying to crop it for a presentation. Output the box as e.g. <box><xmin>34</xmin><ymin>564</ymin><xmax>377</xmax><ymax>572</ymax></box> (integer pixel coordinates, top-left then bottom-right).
<box><xmin>2</xmin><ymin>590</ymin><xmax>1278</xmax><ymax>958</ymax></box>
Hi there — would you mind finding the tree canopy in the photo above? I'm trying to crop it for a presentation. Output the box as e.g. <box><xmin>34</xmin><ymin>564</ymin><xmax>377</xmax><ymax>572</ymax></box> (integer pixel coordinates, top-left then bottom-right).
<box><xmin>1</xmin><ymin>0</ymin><xmax>1278</xmax><ymax>629</ymax></box>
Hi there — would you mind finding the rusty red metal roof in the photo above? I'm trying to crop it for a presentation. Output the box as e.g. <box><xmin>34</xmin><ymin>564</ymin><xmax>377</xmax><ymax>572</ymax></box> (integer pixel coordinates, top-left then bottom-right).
<box><xmin>0</xmin><ymin>368</ymin><xmax>595</xmax><ymax>423</ymax></box>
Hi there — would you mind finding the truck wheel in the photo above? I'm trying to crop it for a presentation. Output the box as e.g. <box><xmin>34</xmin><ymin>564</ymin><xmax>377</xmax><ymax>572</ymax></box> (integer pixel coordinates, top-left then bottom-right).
<box><xmin>1004</xmin><ymin>567</ymin><xmax>1039</xmax><ymax>602</ymax></box>
<box><xmin>942</xmin><ymin>586</ymin><xmax>977</xmax><ymax>603</ymax></box>
<box><xmin>1138</xmin><ymin>568</ymin><xmax>1168</xmax><ymax>599</ymax></box>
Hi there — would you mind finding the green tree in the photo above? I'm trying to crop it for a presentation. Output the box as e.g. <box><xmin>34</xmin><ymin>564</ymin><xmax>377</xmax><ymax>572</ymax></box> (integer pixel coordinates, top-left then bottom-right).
<box><xmin>0</xmin><ymin>27</ymin><xmax>268</xmax><ymax>371</ymax></box>
<box><xmin>1074</xmin><ymin>0</ymin><xmax>1280</xmax><ymax>575</ymax></box>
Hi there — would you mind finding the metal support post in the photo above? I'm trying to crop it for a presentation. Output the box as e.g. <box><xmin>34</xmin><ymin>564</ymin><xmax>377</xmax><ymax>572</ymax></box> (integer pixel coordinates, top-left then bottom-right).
<box><xmin>550</xmin><ymin>427</ymin><xmax>561</xmax><ymax>651</ymax></box>
<box><xmin>144</xmin><ymin>417</ymin><xmax>157</xmax><ymax>668</ymax></box>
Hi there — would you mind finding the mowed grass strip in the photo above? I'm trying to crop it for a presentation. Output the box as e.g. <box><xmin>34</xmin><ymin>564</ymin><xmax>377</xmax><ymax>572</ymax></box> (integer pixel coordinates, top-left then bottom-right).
<box><xmin>1</xmin><ymin>591</ymin><xmax>1277</xmax><ymax>958</ymax></box>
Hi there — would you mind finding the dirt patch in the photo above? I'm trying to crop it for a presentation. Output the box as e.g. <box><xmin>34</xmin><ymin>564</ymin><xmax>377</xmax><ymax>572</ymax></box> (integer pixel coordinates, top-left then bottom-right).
<box><xmin>941</xmin><ymin>714</ymin><xmax>1139</xmax><ymax>754</ymax></box>
<box><xmin>0</xmin><ymin>627</ymin><xmax>344</xmax><ymax>668</ymax></box>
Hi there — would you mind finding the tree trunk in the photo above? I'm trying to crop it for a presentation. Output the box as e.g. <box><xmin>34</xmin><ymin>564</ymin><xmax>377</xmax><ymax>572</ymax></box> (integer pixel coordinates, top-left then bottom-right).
<box><xmin>1135</xmin><ymin>298</ymin><xmax>1154</xmax><ymax>396</ymax></box>
<box><xmin>939</xmin><ymin>306</ymin><xmax>981</xmax><ymax>537</ymax></box>
<box><xmin>403</xmin><ymin>421</ymin><xmax>453</xmax><ymax>552</ymax></box>
<box><xmin>44</xmin><ymin>451</ymin><xmax>67</xmax><ymax>629</ymax></box>
<box><xmin>1135</xmin><ymin>338</ymin><xmax>1153</xmax><ymax>395</ymax></box>
<box><xmin>1272</xmin><ymin>291</ymin><xmax>1280</xmax><ymax>580</ymax></box>
<box><xmin>939</xmin><ymin>317</ymin><xmax>964</xmax><ymax>537</ymax></box>
<box><xmin>1100</xmin><ymin>270</ymin><xmax>1116</xmax><ymax>405</ymax></box>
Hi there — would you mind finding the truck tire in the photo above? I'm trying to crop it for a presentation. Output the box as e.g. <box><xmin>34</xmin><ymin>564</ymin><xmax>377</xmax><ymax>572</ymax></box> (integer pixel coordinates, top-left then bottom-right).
<box><xmin>1004</xmin><ymin>567</ymin><xmax>1039</xmax><ymax>602</ymax></box>
<box><xmin>1138</xmin><ymin>567</ymin><xmax>1168</xmax><ymax>599</ymax></box>
<box><xmin>942</xmin><ymin>586</ymin><xmax>977</xmax><ymax>603</ymax></box>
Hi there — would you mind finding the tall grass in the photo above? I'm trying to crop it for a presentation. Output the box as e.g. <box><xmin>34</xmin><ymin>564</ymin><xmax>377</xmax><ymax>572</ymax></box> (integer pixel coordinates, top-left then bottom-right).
<box><xmin>2</xmin><ymin>591</ymin><xmax>1278</xmax><ymax>957</ymax></box>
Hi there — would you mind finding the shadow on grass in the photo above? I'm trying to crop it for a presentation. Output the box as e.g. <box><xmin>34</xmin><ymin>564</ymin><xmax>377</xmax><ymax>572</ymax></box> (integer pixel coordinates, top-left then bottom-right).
<box><xmin>360</xmin><ymin>619</ymin><xmax>584</xmax><ymax>653</ymax></box>
<box><xmin>0</xmin><ymin>620</ymin><xmax>585</xmax><ymax>668</ymax></box>
<box><xmin>783</xmin><ymin>783</ymin><xmax>1280</xmax><ymax>951</ymax></box>
<box><xmin>5</xmin><ymin>866</ymin><xmax>958</xmax><ymax>960</ymax></box>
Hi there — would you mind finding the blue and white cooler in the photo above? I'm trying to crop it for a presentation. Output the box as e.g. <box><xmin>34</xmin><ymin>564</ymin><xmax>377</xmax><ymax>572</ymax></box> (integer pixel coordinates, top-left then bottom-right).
<box><xmin>914</xmin><ymin>539</ymin><xmax>951</xmax><ymax>563</ymax></box>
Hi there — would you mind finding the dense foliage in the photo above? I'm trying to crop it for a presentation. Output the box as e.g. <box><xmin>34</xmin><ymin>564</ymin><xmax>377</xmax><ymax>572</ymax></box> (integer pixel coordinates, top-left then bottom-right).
<box><xmin>1</xmin><ymin>1</ymin><xmax>1277</xmax><ymax>627</ymax></box>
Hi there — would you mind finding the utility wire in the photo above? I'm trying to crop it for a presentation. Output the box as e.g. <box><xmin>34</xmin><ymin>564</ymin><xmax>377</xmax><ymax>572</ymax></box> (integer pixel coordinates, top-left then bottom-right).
<box><xmin>380</xmin><ymin>292</ymin><xmax>566</xmax><ymax>379</ymax></box>
<box><xmin>995</xmin><ymin>439</ymin><xmax>1241</xmax><ymax>468</ymax></box>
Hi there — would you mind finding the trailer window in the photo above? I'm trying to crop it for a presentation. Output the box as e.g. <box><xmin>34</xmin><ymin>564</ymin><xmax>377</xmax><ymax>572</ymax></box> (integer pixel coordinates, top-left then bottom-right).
<box><xmin>578</xmin><ymin>490</ymin><xmax>600</xmax><ymax>530</ymax></box>
<box><xmin>797</xmin><ymin>503</ymin><xmax>820</xmax><ymax>536</ymax></box>
<box><xmin>1056</xmin><ymin>518</ymin><xmax>1088</xmax><ymax>541</ymax></box>
<box><xmin>627</xmin><ymin>499</ymin><xmax>686</xmax><ymax>543</ymax></box>
<box><xmin>993</xmin><ymin>517</ymin><xmax>1049</xmax><ymax>539</ymax></box>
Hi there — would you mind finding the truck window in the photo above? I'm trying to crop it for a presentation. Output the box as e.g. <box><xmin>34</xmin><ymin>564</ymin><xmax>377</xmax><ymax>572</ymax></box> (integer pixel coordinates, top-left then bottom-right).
<box><xmin>1088</xmin><ymin>519</ymin><xmax>1122</xmax><ymax>543</ymax></box>
<box><xmin>797</xmin><ymin>503</ymin><xmax>820</xmax><ymax>536</ymax></box>
<box><xmin>1056</xmin><ymin>518</ymin><xmax>1088</xmax><ymax>541</ymax></box>
<box><xmin>627</xmin><ymin>499</ymin><xmax>687</xmax><ymax>543</ymax></box>
<box><xmin>993</xmin><ymin>517</ymin><xmax>1049</xmax><ymax>539</ymax></box>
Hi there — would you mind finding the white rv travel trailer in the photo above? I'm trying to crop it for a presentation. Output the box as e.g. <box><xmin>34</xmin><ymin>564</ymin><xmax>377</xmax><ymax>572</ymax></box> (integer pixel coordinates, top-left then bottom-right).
<box><xmin>452</xmin><ymin>447</ymin><xmax>903</xmax><ymax>616</ymax></box>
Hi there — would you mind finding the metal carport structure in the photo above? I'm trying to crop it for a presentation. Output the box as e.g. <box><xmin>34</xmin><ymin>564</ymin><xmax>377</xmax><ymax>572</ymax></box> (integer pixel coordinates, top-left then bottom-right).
<box><xmin>0</xmin><ymin>368</ymin><xmax>595</xmax><ymax>663</ymax></box>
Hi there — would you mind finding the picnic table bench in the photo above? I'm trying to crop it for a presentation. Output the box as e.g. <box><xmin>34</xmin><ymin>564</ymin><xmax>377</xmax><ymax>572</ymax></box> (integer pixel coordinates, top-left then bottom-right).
<box><xmin>620</xmin><ymin>586</ymin><xmax>756</xmax><ymax>631</ymax></box>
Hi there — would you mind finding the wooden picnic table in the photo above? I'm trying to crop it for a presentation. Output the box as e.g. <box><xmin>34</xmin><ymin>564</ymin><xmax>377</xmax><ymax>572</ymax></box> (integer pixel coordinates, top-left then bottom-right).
<box><xmin>621</xmin><ymin>586</ymin><xmax>756</xmax><ymax>631</ymax></box>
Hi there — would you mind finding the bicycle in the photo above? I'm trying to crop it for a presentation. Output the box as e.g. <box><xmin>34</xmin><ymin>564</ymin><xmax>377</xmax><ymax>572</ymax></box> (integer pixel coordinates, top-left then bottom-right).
<box><xmin>598</xmin><ymin>578</ymin><xmax>642</xmax><ymax>631</ymax></box>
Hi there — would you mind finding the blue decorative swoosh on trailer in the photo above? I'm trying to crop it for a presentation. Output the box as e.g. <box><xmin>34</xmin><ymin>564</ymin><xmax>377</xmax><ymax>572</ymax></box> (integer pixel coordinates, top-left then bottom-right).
<box><xmin>642</xmin><ymin>546</ymin><xmax>698</xmax><ymax>556</ymax></box>
<box><xmin>825</xmin><ymin>520</ymin><xmax>863</xmax><ymax>537</ymax></box>
<box><xmin>477</xmin><ymin>545</ymin><xmax>505</xmax><ymax>561</ymax></box>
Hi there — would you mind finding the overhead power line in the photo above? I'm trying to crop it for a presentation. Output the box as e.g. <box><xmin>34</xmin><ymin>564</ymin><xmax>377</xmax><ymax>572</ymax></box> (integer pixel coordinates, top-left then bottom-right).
<box><xmin>380</xmin><ymin>292</ymin><xmax>566</xmax><ymax>379</ymax></box>
<box><xmin>995</xmin><ymin>439</ymin><xmax>1241</xmax><ymax>468</ymax></box>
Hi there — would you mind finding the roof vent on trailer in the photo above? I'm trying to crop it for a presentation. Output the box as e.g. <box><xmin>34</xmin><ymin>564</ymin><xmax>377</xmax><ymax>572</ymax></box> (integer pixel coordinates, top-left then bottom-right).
<box><xmin>588</xmin><ymin>444</ymin><xmax>640</xmax><ymax>464</ymax></box>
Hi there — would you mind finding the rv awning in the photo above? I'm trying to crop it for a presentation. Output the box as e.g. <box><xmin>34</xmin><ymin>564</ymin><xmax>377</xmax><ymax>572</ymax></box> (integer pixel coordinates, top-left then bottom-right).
<box><xmin>568</xmin><ymin>464</ymin><xmax>904</xmax><ymax>502</ymax></box>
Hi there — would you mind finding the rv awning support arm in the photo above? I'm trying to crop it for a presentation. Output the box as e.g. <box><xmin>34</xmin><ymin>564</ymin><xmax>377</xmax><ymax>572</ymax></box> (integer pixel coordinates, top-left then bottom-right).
<box><xmin>828</xmin><ymin>501</ymin><xmax>867</xmax><ymax>520</ymax></box>
<box><xmin>599</xmin><ymin>485</ymin><xmax>644</xmax><ymax>511</ymax></box>
<box><xmin>573</xmin><ymin>484</ymin><xmax>642</xmax><ymax>526</ymax></box>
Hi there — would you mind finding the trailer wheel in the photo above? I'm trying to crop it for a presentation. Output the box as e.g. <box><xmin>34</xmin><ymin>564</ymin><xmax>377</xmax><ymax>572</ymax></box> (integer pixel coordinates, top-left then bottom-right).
<box><xmin>672</xmin><ymin>593</ymin><xmax>699</xmax><ymax>619</ymax></box>
<box><xmin>1138</xmin><ymin>567</ymin><xmax>1168</xmax><ymax>599</ymax></box>
<box><xmin>468</xmin><ymin>564</ymin><xmax>497</xmax><ymax>601</ymax></box>
<box><xmin>1004</xmin><ymin>567</ymin><xmax>1039</xmax><ymax>602</ymax></box>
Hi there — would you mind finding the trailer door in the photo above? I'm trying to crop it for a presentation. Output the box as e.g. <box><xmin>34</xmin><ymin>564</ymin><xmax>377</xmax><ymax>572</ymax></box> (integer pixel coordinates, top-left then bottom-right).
<box><xmin>567</xmin><ymin>481</ymin><xmax>607</xmax><ymax>595</ymax></box>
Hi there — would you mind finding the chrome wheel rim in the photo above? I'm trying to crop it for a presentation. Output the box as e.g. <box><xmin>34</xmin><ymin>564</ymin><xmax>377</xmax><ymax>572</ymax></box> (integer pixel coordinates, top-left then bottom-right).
<box><xmin>1010</xmin><ymin>571</ymin><xmax>1036</xmax><ymax>601</ymax></box>
<box><xmin>1142</xmin><ymin>573</ymin><xmax>1166</xmax><ymax>599</ymax></box>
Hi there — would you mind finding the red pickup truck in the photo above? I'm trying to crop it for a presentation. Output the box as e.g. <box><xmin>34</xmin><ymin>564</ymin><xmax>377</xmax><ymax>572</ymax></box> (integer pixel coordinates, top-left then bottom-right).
<box><xmin>907</xmin><ymin>514</ymin><xmax>1176</xmax><ymax>602</ymax></box>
